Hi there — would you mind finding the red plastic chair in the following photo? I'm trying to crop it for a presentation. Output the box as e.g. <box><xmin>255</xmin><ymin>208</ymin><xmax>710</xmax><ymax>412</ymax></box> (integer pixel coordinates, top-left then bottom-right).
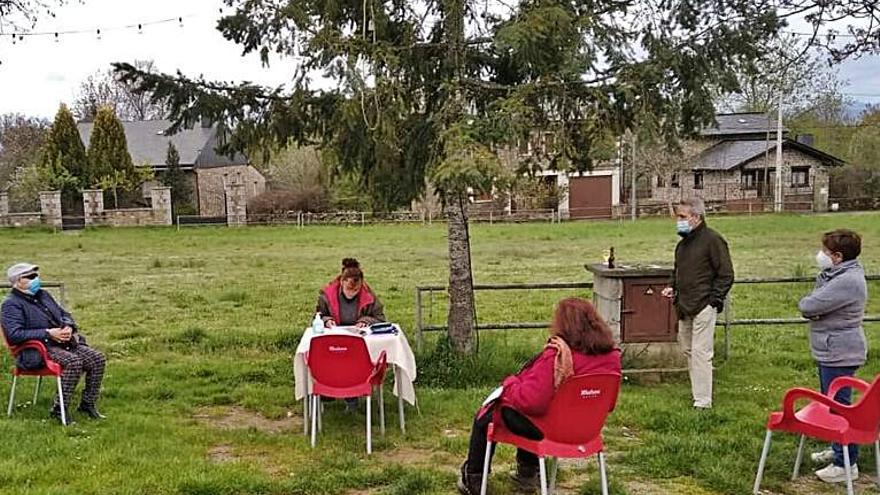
<box><xmin>480</xmin><ymin>373</ymin><xmax>622</xmax><ymax>495</ymax></box>
<box><xmin>3</xmin><ymin>331</ymin><xmax>67</xmax><ymax>426</ymax></box>
<box><xmin>753</xmin><ymin>374</ymin><xmax>880</xmax><ymax>495</ymax></box>
<box><xmin>305</xmin><ymin>334</ymin><xmax>388</xmax><ymax>454</ymax></box>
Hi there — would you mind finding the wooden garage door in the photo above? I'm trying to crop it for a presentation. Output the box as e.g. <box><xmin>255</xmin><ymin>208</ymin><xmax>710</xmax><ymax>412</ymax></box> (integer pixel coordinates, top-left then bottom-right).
<box><xmin>569</xmin><ymin>176</ymin><xmax>612</xmax><ymax>219</ymax></box>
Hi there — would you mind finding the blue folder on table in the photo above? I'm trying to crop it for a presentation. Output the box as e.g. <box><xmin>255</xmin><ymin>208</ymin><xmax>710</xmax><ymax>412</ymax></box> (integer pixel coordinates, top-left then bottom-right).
<box><xmin>369</xmin><ymin>322</ymin><xmax>398</xmax><ymax>335</ymax></box>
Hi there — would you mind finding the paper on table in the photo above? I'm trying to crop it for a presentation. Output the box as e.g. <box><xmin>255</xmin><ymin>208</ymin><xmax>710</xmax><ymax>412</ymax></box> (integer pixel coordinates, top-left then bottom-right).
<box><xmin>482</xmin><ymin>386</ymin><xmax>504</xmax><ymax>407</ymax></box>
<box><xmin>329</xmin><ymin>325</ymin><xmax>359</xmax><ymax>334</ymax></box>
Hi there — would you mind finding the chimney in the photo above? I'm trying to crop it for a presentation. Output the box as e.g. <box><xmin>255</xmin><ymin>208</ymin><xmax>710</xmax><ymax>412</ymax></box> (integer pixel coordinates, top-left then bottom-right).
<box><xmin>796</xmin><ymin>134</ymin><xmax>814</xmax><ymax>147</ymax></box>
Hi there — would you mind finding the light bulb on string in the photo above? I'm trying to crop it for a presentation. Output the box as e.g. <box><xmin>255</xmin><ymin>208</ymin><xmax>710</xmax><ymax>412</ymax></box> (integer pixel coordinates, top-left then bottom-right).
<box><xmin>138</xmin><ymin>23</ymin><xmax>143</xmax><ymax>34</ymax></box>
<box><xmin>96</xmin><ymin>28</ymin><xmax>102</xmax><ymax>40</ymax></box>
<box><xmin>54</xmin><ymin>32</ymin><xmax>59</xmax><ymax>43</ymax></box>
<box><xmin>178</xmin><ymin>17</ymin><xmax>184</xmax><ymax>27</ymax></box>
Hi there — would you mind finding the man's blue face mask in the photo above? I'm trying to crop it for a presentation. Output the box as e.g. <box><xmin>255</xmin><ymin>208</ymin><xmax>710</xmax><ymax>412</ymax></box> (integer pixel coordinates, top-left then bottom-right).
<box><xmin>26</xmin><ymin>276</ymin><xmax>41</xmax><ymax>295</ymax></box>
<box><xmin>676</xmin><ymin>219</ymin><xmax>691</xmax><ymax>236</ymax></box>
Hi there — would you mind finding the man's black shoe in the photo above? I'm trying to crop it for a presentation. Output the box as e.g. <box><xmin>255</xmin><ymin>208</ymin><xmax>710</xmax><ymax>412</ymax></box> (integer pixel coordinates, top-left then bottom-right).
<box><xmin>49</xmin><ymin>405</ymin><xmax>74</xmax><ymax>425</ymax></box>
<box><xmin>77</xmin><ymin>403</ymin><xmax>106</xmax><ymax>420</ymax></box>
<box><xmin>457</xmin><ymin>461</ymin><xmax>484</xmax><ymax>495</ymax></box>
<box><xmin>509</xmin><ymin>459</ymin><xmax>540</xmax><ymax>492</ymax></box>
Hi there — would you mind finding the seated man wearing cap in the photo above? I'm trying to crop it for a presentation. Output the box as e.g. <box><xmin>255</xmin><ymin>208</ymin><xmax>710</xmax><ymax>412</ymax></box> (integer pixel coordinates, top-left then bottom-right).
<box><xmin>1</xmin><ymin>263</ymin><xmax>106</xmax><ymax>423</ymax></box>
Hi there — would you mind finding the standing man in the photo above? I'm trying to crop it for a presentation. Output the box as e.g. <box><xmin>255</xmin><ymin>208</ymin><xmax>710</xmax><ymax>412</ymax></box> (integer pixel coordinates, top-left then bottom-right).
<box><xmin>2</xmin><ymin>263</ymin><xmax>106</xmax><ymax>423</ymax></box>
<box><xmin>662</xmin><ymin>198</ymin><xmax>734</xmax><ymax>409</ymax></box>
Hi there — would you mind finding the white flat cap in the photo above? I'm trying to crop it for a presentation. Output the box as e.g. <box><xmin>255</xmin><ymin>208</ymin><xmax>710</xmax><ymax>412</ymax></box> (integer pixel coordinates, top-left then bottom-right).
<box><xmin>7</xmin><ymin>263</ymin><xmax>38</xmax><ymax>284</ymax></box>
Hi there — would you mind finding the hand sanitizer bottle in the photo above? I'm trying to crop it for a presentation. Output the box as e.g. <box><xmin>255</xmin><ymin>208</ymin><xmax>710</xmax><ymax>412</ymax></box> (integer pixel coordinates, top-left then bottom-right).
<box><xmin>312</xmin><ymin>313</ymin><xmax>324</xmax><ymax>334</ymax></box>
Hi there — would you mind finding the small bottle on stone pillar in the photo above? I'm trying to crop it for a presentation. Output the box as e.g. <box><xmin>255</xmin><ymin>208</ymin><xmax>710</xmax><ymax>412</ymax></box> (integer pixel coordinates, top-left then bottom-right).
<box><xmin>607</xmin><ymin>247</ymin><xmax>615</xmax><ymax>268</ymax></box>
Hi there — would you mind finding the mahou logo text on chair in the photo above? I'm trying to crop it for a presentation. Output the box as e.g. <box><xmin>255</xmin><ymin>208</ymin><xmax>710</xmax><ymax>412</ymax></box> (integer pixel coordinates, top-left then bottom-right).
<box><xmin>580</xmin><ymin>388</ymin><xmax>601</xmax><ymax>399</ymax></box>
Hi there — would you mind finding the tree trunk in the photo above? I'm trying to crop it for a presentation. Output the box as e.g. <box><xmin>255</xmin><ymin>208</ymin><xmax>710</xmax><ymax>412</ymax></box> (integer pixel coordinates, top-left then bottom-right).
<box><xmin>441</xmin><ymin>0</ymin><xmax>475</xmax><ymax>354</ymax></box>
<box><xmin>445</xmin><ymin>192</ymin><xmax>476</xmax><ymax>354</ymax></box>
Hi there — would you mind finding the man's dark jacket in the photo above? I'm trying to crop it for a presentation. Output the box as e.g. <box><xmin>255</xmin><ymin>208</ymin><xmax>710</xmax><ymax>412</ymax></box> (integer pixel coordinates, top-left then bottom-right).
<box><xmin>1</xmin><ymin>289</ymin><xmax>77</xmax><ymax>346</ymax></box>
<box><xmin>671</xmin><ymin>222</ymin><xmax>735</xmax><ymax>318</ymax></box>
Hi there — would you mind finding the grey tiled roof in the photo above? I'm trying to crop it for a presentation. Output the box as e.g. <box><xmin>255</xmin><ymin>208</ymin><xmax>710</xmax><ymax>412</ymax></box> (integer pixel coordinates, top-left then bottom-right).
<box><xmin>700</xmin><ymin>113</ymin><xmax>787</xmax><ymax>137</ymax></box>
<box><xmin>693</xmin><ymin>140</ymin><xmax>774</xmax><ymax>170</ymax></box>
<box><xmin>77</xmin><ymin>120</ymin><xmax>248</xmax><ymax>168</ymax></box>
<box><xmin>693</xmin><ymin>139</ymin><xmax>844</xmax><ymax>171</ymax></box>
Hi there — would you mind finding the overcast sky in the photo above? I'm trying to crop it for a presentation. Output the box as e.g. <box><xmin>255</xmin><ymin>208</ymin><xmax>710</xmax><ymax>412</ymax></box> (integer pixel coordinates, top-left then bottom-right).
<box><xmin>1</xmin><ymin>0</ymin><xmax>879</xmax><ymax>119</ymax></box>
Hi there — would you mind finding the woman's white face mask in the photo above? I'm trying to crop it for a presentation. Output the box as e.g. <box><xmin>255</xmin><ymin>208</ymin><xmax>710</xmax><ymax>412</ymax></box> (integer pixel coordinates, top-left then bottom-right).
<box><xmin>816</xmin><ymin>250</ymin><xmax>834</xmax><ymax>270</ymax></box>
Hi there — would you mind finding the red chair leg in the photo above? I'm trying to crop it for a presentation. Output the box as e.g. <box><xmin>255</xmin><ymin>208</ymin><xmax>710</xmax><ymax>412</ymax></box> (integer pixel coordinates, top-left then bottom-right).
<box><xmin>792</xmin><ymin>434</ymin><xmax>806</xmax><ymax>480</ymax></box>
<box><xmin>480</xmin><ymin>440</ymin><xmax>492</xmax><ymax>495</ymax></box>
<box><xmin>55</xmin><ymin>376</ymin><xmax>67</xmax><ymax>426</ymax></box>
<box><xmin>842</xmin><ymin>444</ymin><xmax>854</xmax><ymax>495</ymax></box>
<box><xmin>875</xmin><ymin>441</ymin><xmax>880</xmax><ymax>488</ymax></box>
<box><xmin>7</xmin><ymin>374</ymin><xmax>17</xmax><ymax>417</ymax></box>
<box><xmin>366</xmin><ymin>394</ymin><xmax>372</xmax><ymax>454</ymax></box>
<box><xmin>33</xmin><ymin>376</ymin><xmax>42</xmax><ymax>405</ymax></box>
<box><xmin>753</xmin><ymin>430</ymin><xmax>772</xmax><ymax>494</ymax></box>
<box><xmin>538</xmin><ymin>457</ymin><xmax>548</xmax><ymax>495</ymax></box>
<box><xmin>598</xmin><ymin>452</ymin><xmax>609</xmax><ymax>495</ymax></box>
<box><xmin>310</xmin><ymin>395</ymin><xmax>318</xmax><ymax>448</ymax></box>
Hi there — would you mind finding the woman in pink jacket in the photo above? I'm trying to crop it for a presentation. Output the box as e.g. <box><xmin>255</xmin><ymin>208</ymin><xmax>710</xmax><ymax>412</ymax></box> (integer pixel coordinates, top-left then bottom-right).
<box><xmin>458</xmin><ymin>297</ymin><xmax>622</xmax><ymax>495</ymax></box>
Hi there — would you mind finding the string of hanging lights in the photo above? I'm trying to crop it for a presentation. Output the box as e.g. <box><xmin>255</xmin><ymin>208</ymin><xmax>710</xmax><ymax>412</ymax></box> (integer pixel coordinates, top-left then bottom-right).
<box><xmin>1</xmin><ymin>9</ymin><xmax>226</xmax><ymax>45</ymax></box>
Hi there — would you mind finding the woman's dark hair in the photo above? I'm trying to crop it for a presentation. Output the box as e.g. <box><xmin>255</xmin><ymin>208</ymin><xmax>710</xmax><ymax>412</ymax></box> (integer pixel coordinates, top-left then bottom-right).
<box><xmin>551</xmin><ymin>297</ymin><xmax>616</xmax><ymax>355</ymax></box>
<box><xmin>822</xmin><ymin>229</ymin><xmax>861</xmax><ymax>261</ymax></box>
<box><xmin>341</xmin><ymin>258</ymin><xmax>363</xmax><ymax>282</ymax></box>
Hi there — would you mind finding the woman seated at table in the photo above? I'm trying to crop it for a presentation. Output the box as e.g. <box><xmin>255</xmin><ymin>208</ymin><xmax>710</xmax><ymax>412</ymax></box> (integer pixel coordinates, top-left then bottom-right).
<box><xmin>316</xmin><ymin>258</ymin><xmax>386</xmax><ymax>329</ymax></box>
<box><xmin>315</xmin><ymin>258</ymin><xmax>386</xmax><ymax>411</ymax></box>
<box><xmin>457</xmin><ymin>297</ymin><xmax>621</xmax><ymax>495</ymax></box>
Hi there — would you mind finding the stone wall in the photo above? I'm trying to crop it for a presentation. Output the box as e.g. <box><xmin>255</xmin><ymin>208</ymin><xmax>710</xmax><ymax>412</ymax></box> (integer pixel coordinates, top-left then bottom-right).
<box><xmin>196</xmin><ymin>165</ymin><xmax>265</xmax><ymax>217</ymax></box>
<box><xmin>83</xmin><ymin>187</ymin><xmax>173</xmax><ymax>226</ymax></box>
<box><xmin>0</xmin><ymin>190</ymin><xmax>62</xmax><ymax>228</ymax></box>
<box><xmin>3</xmin><ymin>213</ymin><xmax>44</xmax><ymax>227</ymax></box>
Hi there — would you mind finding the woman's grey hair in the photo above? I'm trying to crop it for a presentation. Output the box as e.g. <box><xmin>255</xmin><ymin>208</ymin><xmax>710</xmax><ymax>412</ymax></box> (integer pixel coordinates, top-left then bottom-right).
<box><xmin>679</xmin><ymin>197</ymin><xmax>706</xmax><ymax>218</ymax></box>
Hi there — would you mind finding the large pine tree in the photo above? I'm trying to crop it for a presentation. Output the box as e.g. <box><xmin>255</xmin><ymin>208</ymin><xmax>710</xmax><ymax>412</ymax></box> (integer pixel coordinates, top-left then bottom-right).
<box><xmin>116</xmin><ymin>0</ymin><xmax>798</xmax><ymax>353</ymax></box>
<box><xmin>41</xmin><ymin>103</ymin><xmax>87</xmax><ymax>190</ymax></box>
<box><xmin>161</xmin><ymin>141</ymin><xmax>192</xmax><ymax>214</ymax></box>
<box><xmin>86</xmin><ymin>106</ymin><xmax>134</xmax><ymax>187</ymax></box>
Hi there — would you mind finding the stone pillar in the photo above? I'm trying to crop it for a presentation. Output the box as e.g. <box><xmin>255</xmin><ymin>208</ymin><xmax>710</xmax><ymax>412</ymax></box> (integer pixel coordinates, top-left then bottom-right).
<box><xmin>82</xmin><ymin>189</ymin><xmax>104</xmax><ymax>226</ymax></box>
<box><xmin>813</xmin><ymin>167</ymin><xmax>830</xmax><ymax>213</ymax></box>
<box><xmin>224</xmin><ymin>178</ymin><xmax>247</xmax><ymax>227</ymax></box>
<box><xmin>556</xmin><ymin>173</ymin><xmax>570</xmax><ymax>220</ymax></box>
<box><xmin>0</xmin><ymin>191</ymin><xmax>8</xmax><ymax>227</ymax></box>
<box><xmin>39</xmin><ymin>190</ymin><xmax>62</xmax><ymax>228</ymax></box>
<box><xmin>150</xmin><ymin>186</ymin><xmax>173</xmax><ymax>225</ymax></box>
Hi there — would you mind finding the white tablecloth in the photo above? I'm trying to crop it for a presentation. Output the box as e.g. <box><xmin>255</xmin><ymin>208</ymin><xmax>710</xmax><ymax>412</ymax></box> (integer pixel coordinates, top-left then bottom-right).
<box><xmin>293</xmin><ymin>325</ymin><xmax>418</xmax><ymax>405</ymax></box>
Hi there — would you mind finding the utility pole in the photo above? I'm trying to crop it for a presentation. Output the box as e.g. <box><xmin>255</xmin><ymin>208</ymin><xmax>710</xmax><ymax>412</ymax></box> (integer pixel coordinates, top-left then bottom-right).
<box><xmin>774</xmin><ymin>90</ymin><xmax>784</xmax><ymax>212</ymax></box>
<box><xmin>631</xmin><ymin>132</ymin><xmax>637</xmax><ymax>221</ymax></box>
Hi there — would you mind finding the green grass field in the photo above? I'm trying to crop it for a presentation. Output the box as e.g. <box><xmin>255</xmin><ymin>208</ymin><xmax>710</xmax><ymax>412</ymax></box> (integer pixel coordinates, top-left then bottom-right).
<box><xmin>1</xmin><ymin>213</ymin><xmax>879</xmax><ymax>495</ymax></box>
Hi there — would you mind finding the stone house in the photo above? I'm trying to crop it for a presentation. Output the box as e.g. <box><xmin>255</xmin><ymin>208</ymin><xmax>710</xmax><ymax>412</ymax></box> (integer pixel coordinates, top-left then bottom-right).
<box><xmin>465</xmin><ymin>136</ymin><xmax>621</xmax><ymax>220</ymax></box>
<box><xmin>78</xmin><ymin>120</ymin><xmax>266</xmax><ymax>216</ymax></box>
<box><xmin>649</xmin><ymin>113</ymin><xmax>845</xmax><ymax>212</ymax></box>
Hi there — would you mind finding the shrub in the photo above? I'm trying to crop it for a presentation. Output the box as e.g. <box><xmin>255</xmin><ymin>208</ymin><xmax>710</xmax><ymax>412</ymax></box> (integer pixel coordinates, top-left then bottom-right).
<box><xmin>248</xmin><ymin>187</ymin><xmax>328</xmax><ymax>215</ymax></box>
